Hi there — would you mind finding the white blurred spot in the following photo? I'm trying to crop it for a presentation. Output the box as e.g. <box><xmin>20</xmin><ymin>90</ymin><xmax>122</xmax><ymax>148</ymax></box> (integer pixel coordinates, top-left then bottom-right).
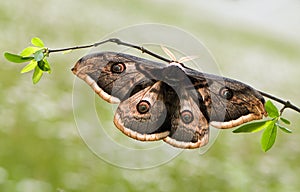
<box><xmin>16</xmin><ymin>178</ymin><xmax>52</xmax><ymax>192</ymax></box>
<box><xmin>0</xmin><ymin>167</ymin><xmax>8</xmax><ymax>184</ymax></box>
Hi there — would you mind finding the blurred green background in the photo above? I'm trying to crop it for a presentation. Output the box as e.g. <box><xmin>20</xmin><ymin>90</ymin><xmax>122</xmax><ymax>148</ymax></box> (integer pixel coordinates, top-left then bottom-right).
<box><xmin>1</xmin><ymin>0</ymin><xmax>300</xmax><ymax>191</ymax></box>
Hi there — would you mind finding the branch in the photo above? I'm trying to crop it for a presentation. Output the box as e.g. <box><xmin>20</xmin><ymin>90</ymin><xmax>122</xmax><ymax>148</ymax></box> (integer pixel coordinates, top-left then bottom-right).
<box><xmin>48</xmin><ymin>38</ymin><xmax>172</xmax><ymax>63</ymax></box>
<box><xmin>48</xmin><ymin>38</ymin><xmax>300</xmax><ymax>115</ymax></box>
<box><xmin>259</xmin><ymin>91</ymin><xmax>300</xmax><ymax>114</ymax></box>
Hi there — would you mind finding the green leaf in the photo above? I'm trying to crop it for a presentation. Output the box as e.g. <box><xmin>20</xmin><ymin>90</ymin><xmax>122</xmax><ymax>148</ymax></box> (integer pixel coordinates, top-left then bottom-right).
<box><xmin>21</xmin><ymin>60</ymin><xmax>37</xmax><ymax>73</ymax></box>
<box><xmin>43</xmin><ymin>59</ymin><xmax>51</xmax><ymax>73</ymax></box>
<box><xmin>233</xmin><ymin>120</ymin><xmax>271</xmax><ymax>133</ymax></box>
<box><xmin>20</xmin><ymin>46</ymin><xmax>42</xmax><ymax>57</ymax></box>
<box><xmin>34</xmin><ymin>50</ymin><xmax>44</xmax><ymax>62</ymax></box>
<box><xmin>261</xmin><ymin>121</ymin><xmax>277</xmax><ymax>152</ymax></box>
<box><xmin>37</xmin><ymin>59</ymin><xmax>51</xmax><ymax>72</ymax></box>
<box><xmin>265</xmin><ymin>100</ymin><xmax>279</xmax><ymax>118</ymax></box>
<box><xmin>4</xmin><ymin>52</ymin><xmax>34</xmax><ymax>63</ymax></box>
<box><xmin>280</xmin><ymin>117</ymin><xmax>291</xmax><ymax>125</ymax></box>
<box><xmin>278</xmin><ymin>124</ymin><xmax>292</xmax><ymax>133</ymax></box>
<box><xmin>31</xmin><ymin>37</ymin><xmax>45</xmax><ymax>47</ymax></box>
<box><xmin>32</xmin><ymin>66</ymin><xmax>43</xmax><ymax>84</ymax></box>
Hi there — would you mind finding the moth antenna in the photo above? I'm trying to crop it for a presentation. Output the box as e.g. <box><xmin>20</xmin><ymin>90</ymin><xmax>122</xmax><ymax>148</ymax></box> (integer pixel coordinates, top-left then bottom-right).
<box><xmin>178</xmin><ymin>56</ymin><xmax>199</xmax><ymax>63</ymax></box>
<box><xmin>161</xmin><ymin>46</ymin><xmax>177</xmax><ymax>62</ymax></box>
<box><xmin>161</xmin><ymin>46</ymin><xmax>199</xmax><ymax>64</ymax></box>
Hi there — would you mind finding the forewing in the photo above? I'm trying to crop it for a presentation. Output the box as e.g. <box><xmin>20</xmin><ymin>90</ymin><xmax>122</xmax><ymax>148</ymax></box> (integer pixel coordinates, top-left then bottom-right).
<box><xmin>72</xmin><ymin>52</ymin><xmax>167</xmax><ymax>103</ymax></box>
<box><xmin>184</xmin><ymin>68</ymin><xmax>267</xmax><ymax>129</ymax></box>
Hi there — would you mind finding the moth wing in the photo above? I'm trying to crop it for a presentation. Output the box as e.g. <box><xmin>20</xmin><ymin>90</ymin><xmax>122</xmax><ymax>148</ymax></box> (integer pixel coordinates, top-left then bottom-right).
<box><xmin>184</xmin><ymin>67</ymin><xmax>267</xmax><ymax>129</ymax></box>
<box><xmin>72</xmin><ymin>52</ymin><xmax>167</xmax><ymax>103</ymax></box>
<box><xmin>163</xmin><ymin>85</ymin><xmax>209</xmax><ymax>149</ymax></box>
<box><xmin>113</xmin><ymin>81</ymin><xmax>170</xmax><ymax>141</ymax></box>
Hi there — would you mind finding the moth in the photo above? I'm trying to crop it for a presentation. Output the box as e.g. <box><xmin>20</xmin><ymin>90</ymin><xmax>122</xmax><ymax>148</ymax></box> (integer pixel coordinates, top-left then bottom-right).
<box><xmin>72</xmin><ymin>39</ymin><xmax>267</xmax><ymax>149</ymax></box>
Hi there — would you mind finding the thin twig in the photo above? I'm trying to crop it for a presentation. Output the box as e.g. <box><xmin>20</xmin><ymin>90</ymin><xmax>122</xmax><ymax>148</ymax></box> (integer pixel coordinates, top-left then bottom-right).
<box><xmin>48</xmin><ymin>38</ymin><xmax>172</xmax><ymax>63</ymax></box>
<box><xmin>259</xmin><ymin>91</ymin><xmax>300</xmax><ymax>114</ymax></box>
<box><xmin>48</xmin><ymin>38</ymin><xmax>300</xmax><ymax>114</ymax></box>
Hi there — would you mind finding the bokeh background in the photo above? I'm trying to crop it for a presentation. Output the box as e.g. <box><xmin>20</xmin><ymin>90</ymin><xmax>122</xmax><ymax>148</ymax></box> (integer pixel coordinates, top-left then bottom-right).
<box><xmin>1</xmin><ymin>0</ymin><xmax>300</xmax><ymax>191</ymax></box>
